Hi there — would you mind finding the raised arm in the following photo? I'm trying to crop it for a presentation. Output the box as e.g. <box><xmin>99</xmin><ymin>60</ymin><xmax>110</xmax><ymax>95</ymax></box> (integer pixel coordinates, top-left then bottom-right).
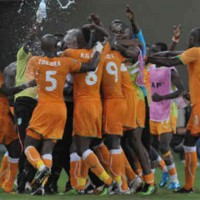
<box><xmin>126</xmin><ymin>5</ymin><xmax>146</xmax><ymax>56</ymax></box>
<box><xmin>79</xmin><ymin>42</ymin><xmax>105</xmax><ymax>73</ymax></box>
<box><xmin>126</xmin><ymin>5</ymin><xmax>139</xmax><ymax>34</ymax></box>
<box><xmin>168</xmin><ymin>24</ymin><xmax>182</xmax><ymax>51</ymax></box>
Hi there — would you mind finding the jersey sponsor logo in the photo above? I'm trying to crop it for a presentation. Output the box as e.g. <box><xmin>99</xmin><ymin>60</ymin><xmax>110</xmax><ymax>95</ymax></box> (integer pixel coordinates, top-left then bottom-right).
<box><xmin>151</xmin><ymin>82</ymin><xmax>164</xmax><ymax>88</ymax></box>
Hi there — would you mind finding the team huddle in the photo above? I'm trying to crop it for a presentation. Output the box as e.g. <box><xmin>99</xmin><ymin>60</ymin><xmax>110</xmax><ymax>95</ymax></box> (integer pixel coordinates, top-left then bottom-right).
<box><xmin>0</xmin><ymin>4</ymin><xmax>200</xmax><ymax>196</ymax></box>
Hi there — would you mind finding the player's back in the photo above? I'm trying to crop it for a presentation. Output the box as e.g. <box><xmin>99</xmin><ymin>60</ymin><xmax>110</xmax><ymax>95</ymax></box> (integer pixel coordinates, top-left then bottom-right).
<box><xmin>112</xmin><ymin>51</ymin><xmax>136</xmax><ymax>93</ymax></box>
<box><xmin>29</xmin><ymin>56</ymin><xmax>80</xmax><ymax>103</ymax></box>
<box><xmin>101</xmin><ymin>51</ymin><xmax>124</xmax><ymax>99</ymax></box>
<box><xmin>62</xmin><ymin>48</ymin><xmax>103</xmax><ymax>101</ymax></box>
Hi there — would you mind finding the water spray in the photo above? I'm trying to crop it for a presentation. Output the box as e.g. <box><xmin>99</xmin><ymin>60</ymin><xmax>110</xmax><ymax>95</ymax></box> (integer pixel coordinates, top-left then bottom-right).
<box><xmin>56</xmin><ymin>0</ymin><xmax>75</xmax><ymax>10</ymax></box>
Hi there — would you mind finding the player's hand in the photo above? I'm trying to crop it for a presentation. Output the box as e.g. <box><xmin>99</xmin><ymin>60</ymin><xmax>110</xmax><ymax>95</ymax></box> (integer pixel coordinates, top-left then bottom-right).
<box><xmin>182</xmin><ymin>91</ymin><xmax>190</xmax><ymax>101</ymax></box>
<box><xmin>26</xmin><ymin>80</ymin><xmax>37</xmax><ymax>88</ymax></box>
<box><xmin>88</xmin><ymin>13</ymin><xmax>101</xmax><ymax>26</ymax></box>
<box><xmin>172</xmin><ymin>24</ymin><xmax>181</xmax><ymax>43</ymax></box>
<box><xmin>126</xmin><ymin>5</ymin><xmax>134</xmax><ymax>21</ymax></box>
<box><xmin>82</xmin><ymin>23</ymin><xmax>95</xmax><ymax>30</ymax></box>
<box><xmin>152</xmin><ymin>93</ymin><xmax>163</xmax><ymax>102</ymax></box>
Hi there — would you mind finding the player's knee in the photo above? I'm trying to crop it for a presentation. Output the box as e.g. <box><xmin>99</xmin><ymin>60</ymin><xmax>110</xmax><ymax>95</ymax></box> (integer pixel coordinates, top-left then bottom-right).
<box><xmin>6</xmin><ymin>139</ymin><xmax>21</xmax><ymax>158</ymax></box>
<box><xmin>160</xmin><ymin>145</ymin><xmax>169</xmax><ymax>155</ymax></box>
<box><xmin>77</xmin><ymin>146</ymin><xmax>88</xmax><ymax>157</ymax></box>
<box><xmin>105</xmin><ymin>135</ymin><xmax>120</xmax><ymax>150</ymax></box>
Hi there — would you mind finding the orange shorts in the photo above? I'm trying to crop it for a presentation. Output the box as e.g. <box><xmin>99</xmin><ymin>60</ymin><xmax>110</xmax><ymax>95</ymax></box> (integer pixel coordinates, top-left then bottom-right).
<box><xmin>150</xmin><ymin>115</ymin><xmax>177</xmax><ymax>135</ymax></box>
<box><xmin>187</xmin><ymin>103</ymin><xmax>200</xmax><ymax>135</ymax></box>
<box><xmin>123</xmin><ymin>90</ymin><xmax>145</xmax><ymax>130</ymax></box>
<box><xmin>103</xmin><ymin>98</ymin><xmax>126</xmax><ymax>135</ymax></box>
<box><xmin>0</xmin><ymin>112</ymin><xmax>18</xmax><ymax>145</ymax></box>
<box><xmin>27</xmin><ymin>102</ymin><xmax>66</xmax><ymax>140</ymax></box>
<box><xmin>73</xmin><ymin>99</ymin><xmax>102</xmax><ymax>138</ymax></box>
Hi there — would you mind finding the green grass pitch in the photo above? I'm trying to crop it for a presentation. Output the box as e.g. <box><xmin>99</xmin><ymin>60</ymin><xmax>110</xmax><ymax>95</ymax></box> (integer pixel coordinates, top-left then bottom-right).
<box><xmin>0</xmin><ymin>152</ymin><xmax>200</xmax><ymax>200</ymax></box>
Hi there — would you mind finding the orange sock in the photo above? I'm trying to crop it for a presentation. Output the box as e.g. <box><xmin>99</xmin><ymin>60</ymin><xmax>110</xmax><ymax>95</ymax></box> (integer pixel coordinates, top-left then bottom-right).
<box><xmin>121</xmin><ymin>160</ymin><xmax>129</xmax><ymax>191</ymax></box>
<box><xmin>158</xmin><ymin>157</ymin><xmax>167</xmax><ymax>172</ymax></box>
<box><xmin>2</xmin><ymin>157</ymin><xmax>19</xmax><ymax>193</ymax></box>
<box><xmin>77</xmin><ymin>159</ymin><xmax>89</xmax><ymax>190</ymax></box>
<box><xmin>121</xmin><ymin>150</ymin><xmax>137</xmax><ymax>181</ymax></box>
<box><xmin>83</xmin><ymin>149</ymin><xmax>112</xmax><ymax>186</ymax></box>
<box><xmin>70</xmin><ymin>153</ymin><xmax>81</xmax><ymax>188</ymax></box>
<box><xmin>143</xmin><ymin>173</ymin><xmax>154</xmax><ymax>186</ymax></box>
<box><xmin>0</xmin><ymin>152</ymin><xmax>8</xmax><ymax>187</ymax></box>
<box><xmin>42</xmin><ymin>154</ymin><xmax>52</xmax><ymax>169</ymax></box>
<box><xmin>93</xmin><ymin>143</ymin><xmax>110</xmax><ymax>171</ymax></box>
<box><xmin>109</xmin><ymin>149</ymin><xmax>123</xmax><ymax>185</ymax></box>
<box><xmin>135</xmin><ymin>158</ymin><xmax>143</xmax><ymax>177</ymax></box>
<box><xmin>25</xmin><ymin>146</ymin><xmax>45</xmax><ymax>171</ymax></box>
<box><xmin>184</xmin><ymin>146</ymin><xmax>197</xmax><ymax>189</ymax></box>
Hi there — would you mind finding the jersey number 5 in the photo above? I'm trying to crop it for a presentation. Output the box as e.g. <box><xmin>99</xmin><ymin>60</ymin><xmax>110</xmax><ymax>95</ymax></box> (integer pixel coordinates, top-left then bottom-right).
<box><xmin>45</xmin><ymin>71</ymin><xmax>57</xmax><ymax>91</ymax></box>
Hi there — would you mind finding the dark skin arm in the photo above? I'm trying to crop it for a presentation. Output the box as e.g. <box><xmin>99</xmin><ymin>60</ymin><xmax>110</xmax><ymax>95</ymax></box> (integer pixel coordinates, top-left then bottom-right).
<box><xmin>82</xmin><ymin>23</ymin><xmax>109</xmax><ymax>38</ymax></box>
<box><xmin>79</xmin><ymin>41</ymin><xmax>111</xmax><ymax>73</ymax></box>
<box><xmin>168</xmin><ymin>24</ymin><xmax>182</xmax><ymax>51</ymax></box>
<box><xmin>152</xmin><ymin>69</ymin><xmax>185</xmax><ymax>102</ymax></box>
<box><xmin>115</xmin><ymin>39</ymin><xmax>142</xmax><ymax>49</ymax></box>
<box><xmin>148</xmin><ymin>56</ymin><xmax>182</xmax><ymax>67</ymax></box>
<box><xmin>63</xmin><ymin>84</ymin><xmax>73</xmax><ymax>97</ymax></box>
<box><xmin>113</xmin><ymin>42</ymin><xmax>139</xmax><ymax>61</ymax></box>
<box><xmin>126</xmin><ymin>5</ymin><xmax>140</xmax><ymax>34</ymax></box>
<box><xmin>0</xmin><ymin>79</ymin><xmax>36</xmax><ymax>97</ymax></box>
<box><xmin>154</xmin><ymin>51</ymin><xmax>183</xmax><ymax>57</ymax></box>
<box><xmin>79</xmin><ymin>51</ymin><xmax>101</xmax><ymax>73</ymax></box>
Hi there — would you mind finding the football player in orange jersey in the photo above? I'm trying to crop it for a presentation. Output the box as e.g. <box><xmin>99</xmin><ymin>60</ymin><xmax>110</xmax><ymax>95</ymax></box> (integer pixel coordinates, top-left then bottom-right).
<box><xmin>148</xmin><ymin>27</ymin><xmax>200</xmax><ymax>193</ymax></box>
<box><xmin>62</xmin><ymin>27</ymin><xmax>115</xmax><ymax>194</ymax></box>
<box><xmin>23</xmin><ymin>33</ymin><xmax>103</xmax><ymax>195</ymax></box>
<box><xmin>0</xmin><ymin>67</ymin><xmax>35</xmax><ymax>193</ymax></box>
<box><xmin>109</xmin><ymin>18</ymin><xmax>157</xmax><ymax>194</ymax></box>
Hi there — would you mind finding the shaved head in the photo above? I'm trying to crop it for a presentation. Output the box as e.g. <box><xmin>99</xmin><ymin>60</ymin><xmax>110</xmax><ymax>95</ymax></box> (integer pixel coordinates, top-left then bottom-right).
<box><xmin>41</xmin><ymin>34</ymin><xmax>57</xmax><ymax>51</ymax></box>
<box><xmin>188</xmin><ymin>27</ymin><xmax>200</xmax><ymax>48</ymax></box>
<box><xmin>190</xmin><ymin>27</ymin><xmax>200</xmax><ymax>42</ymax></box>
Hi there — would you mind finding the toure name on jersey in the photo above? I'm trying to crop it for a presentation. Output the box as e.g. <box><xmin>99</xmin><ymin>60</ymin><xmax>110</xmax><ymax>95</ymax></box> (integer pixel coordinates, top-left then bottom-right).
<box><xmin>105</xmin><ymin>54</ymin><xmax>115</xmax><ymax>59</ymax></box>
<box><xmin>38</xmin><ymin>59</ymin><xmax>61</xmax><ymax>67</ymax></box>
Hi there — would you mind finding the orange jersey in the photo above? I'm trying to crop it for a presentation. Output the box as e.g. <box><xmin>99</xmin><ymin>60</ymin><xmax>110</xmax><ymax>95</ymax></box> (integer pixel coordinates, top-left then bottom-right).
<box><xmin>62</xmin><ymin>48</ymin><xmax>103</xmax><ymax>101</ymax></box>
<box><xmin>112</xmin><ymin>51</ymin><xmax>136</xmax><ymax>94</ymax></box>
<box><xmin>178</xmin><ymin>47</ymin><xmax>200</xmax><ymax>105</ymax></box>
<box><xmin>27</xmin><ymin>56</ymin><xmax>81</xmax><ymax>103</ymax></box>
<box><xmin>0</xmin><ymin>73</ymin><xmax>17</xmax><ymax>145</ymax></box>
<box><xmin>101</xmin><ymin>51</ymin><xmax>124</xmax><ymax>99</ymax></box>
<box><xmin>0</xmin><ymin>73</ymin><xmax>9</xmax><ymax>117</ymax></box>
